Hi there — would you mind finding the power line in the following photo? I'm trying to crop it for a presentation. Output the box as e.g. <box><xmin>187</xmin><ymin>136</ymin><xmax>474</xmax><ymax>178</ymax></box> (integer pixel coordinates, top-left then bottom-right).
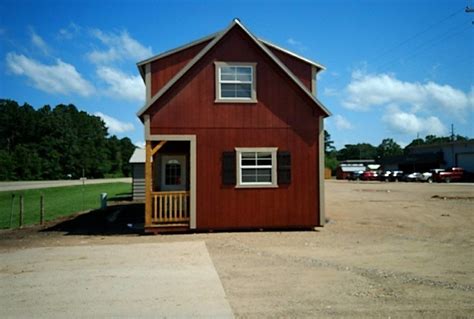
<box><xmin>376</xmin><ymin>23</ymin><xmax>471</xmax><ymax>72</ymax></box>
<box><xmin>370</xmin><ymin>7</ymin><xmax>465</xmax><ymax>65</ymax></box>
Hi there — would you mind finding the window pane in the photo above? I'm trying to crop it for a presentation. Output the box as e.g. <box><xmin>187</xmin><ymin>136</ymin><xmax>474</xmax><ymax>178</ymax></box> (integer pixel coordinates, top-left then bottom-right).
<box><xmin>221</xmin><ymin>83</ymin><xmax>236</xmax><ymax>97</ymax></box>
<box><xmin>221</xmin><ymin>66</ymin><xmax>235</xmax><ymax>74</ymax></box>
<box><xmin>165</xmin><ymin>163</ymin><xmax>181</xmax><ymax>185</ymax></box>
<box><xmin>256</xmin><ymin>168</ymin><xmax>272</xmax><ymax>182</ymax></box>
<box><xmin>236</xmin><ymin>89</ymin><xmax>251</xmax><ymax>98</ymax></box>
<box><xmin>236</xmin><ymin>67</ymin><xmax>252</xmax><ymax>74</ymax></box>
<box><xmin>221</xmin><ymin>74</ymin><xmax>236</xmax><ymax>81</ymax></box>
<box><xmin>236</xmin><ymin>84</ymin><xmax>251</xmax><ymax>98</ymax></box>
<box><xmin>242</xmin><ymin>168</ymin><xmax>257</xmax><ymax>183</ymax></box>
<box><xmin>256</xmin><ymin>152</ymin><xmax>272</xmax><ymax>165</ymax></box>
<box><xmin>241</xmin><ymin>152</ymin><xmax>256</xmax><ymax>166</ymax></box>
<box><xmin>236</xmin><ymin>74</ymin><xmax>252</xmax><ymax>82</ymax></box>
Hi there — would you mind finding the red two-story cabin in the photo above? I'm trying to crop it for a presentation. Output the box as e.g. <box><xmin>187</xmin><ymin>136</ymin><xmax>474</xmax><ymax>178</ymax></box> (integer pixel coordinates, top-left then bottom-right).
<box><xmin>136</xmin><ymin>19</ymin><xmax>331</xmax><ymax>233</ymax></box>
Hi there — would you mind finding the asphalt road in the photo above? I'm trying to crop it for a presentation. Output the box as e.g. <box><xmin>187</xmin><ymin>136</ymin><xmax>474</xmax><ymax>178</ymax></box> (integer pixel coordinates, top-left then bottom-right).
<box><xmin>0</xmin><ymin>178</ymin><xmax>132</xmax><ymax>192</ymax></box>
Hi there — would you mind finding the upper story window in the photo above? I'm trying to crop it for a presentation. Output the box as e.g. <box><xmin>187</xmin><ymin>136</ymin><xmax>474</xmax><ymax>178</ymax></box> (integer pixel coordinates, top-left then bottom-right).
<box><xmin>215</xmin><ymin>62</ymin><xmax>257</xmax><ymax>103</ymax></box>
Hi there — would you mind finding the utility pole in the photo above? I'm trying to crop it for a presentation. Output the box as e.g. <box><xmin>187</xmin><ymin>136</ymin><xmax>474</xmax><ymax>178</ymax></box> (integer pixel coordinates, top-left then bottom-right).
<box><xmin>450</xmin><ymin>123</ymin><xmax>455</xmax><ymax>167</ymax></box>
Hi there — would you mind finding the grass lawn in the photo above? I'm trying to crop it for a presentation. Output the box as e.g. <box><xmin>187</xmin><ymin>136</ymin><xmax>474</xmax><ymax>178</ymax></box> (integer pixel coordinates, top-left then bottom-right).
<box><xmin>0</xmin><ymin>182</ymin><xmax>131</xmax><ymax>229</ymax></box>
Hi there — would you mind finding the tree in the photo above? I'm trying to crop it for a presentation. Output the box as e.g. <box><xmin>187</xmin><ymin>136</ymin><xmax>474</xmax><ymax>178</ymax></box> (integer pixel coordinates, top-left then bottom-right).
<box><xmin>0</xmin><ymin>99</ymin><xmax>136</xmax><ymax>181</ymax></box>
<box><xmin>376</xmin><ymin>138</ymin><xmax>403</xmax><ymax>159</ymax></box>
<box><xmin>337</xmin><ymin>143</ymin><xmax>377</xmax><ymax>161</ymax></box>
<box><xmin>324</xmin><ymin>130</ymin><xmax>335</xmax><ymax>155</ymax></box>
<box><xmin>406</xmin><ymin>134</ymin><xmax>471</xmax><ymax>149</ymax></box>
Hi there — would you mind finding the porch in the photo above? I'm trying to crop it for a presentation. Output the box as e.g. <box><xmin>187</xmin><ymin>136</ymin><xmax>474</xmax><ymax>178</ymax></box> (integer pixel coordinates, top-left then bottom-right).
<box><xmin>144</xmin><ymin>136</ymin><xmax>196</xmax><ymax>233</ymax></box>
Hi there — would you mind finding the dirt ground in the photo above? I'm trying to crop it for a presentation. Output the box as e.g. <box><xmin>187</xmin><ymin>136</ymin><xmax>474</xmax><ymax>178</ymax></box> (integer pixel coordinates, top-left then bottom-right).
<box><xmin>1</xmin><ymin>180</ymin><xmax>473</xmax><ymax>318</ymax></box>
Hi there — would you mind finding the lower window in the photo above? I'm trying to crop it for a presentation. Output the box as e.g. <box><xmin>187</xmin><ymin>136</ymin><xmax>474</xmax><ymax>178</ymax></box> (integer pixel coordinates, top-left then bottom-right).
<box><xmin>235</xmin><ymin>147</ymin><xmax>278</xmax><ymax>188</ymax></box>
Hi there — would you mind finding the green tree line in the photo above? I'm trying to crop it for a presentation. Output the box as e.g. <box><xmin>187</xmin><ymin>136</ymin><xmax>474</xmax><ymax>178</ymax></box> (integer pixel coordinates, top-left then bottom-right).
<box><xmin>0</xmin><ymin>99</ymin><xmax>136</xmax><ymax>181</ymax></box>
<box><xmin>324</xmin><ymin>130</ymin><xmax>470</xmax><ymax>171</ymax></box>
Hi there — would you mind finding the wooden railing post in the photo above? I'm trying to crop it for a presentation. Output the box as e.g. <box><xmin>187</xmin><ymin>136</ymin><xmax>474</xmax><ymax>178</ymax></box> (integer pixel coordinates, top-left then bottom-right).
<box><xmin>145</xmin><ymin>141</ymin><xmax>152</xmax><ymax>227</ymax></box>
<box><xmin>150</xmin><ymin>191</ymin><xmax>190</xmax><ymax>224</ymax></box>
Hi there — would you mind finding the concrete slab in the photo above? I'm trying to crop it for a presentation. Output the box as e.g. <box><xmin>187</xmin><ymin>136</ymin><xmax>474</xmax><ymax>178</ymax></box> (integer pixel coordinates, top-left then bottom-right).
<box><xmin>0</xmin><ymin>241</ymin><xmax>233</xmax><ymax>318</ymax></box>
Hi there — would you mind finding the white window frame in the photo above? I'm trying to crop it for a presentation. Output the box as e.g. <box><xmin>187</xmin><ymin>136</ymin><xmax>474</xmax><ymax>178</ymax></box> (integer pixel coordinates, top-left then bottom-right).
<box><xmin>235</xmin><ymin>147</ymin><xmax>278</xmax><ymax>188</ymax></box>
<box><xmin>215</xmin><ymin>62</ymin><xmax>257</xmax><ymax>103</ymax></box>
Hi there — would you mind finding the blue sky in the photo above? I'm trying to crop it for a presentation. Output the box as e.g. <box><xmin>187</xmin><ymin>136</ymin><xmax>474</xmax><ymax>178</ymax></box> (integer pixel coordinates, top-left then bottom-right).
<box><xmin>0</xmin><ymin>0</ymin><xmax>472</xmax><ymax>149</ymax></box>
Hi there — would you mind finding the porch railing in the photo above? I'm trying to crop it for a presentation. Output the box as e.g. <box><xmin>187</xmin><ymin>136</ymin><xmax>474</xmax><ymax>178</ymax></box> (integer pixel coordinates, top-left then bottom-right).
<box><xmin>151</xmin><ymin>191</ymin><xmax>190</xmax><ymax>224</ymax></box>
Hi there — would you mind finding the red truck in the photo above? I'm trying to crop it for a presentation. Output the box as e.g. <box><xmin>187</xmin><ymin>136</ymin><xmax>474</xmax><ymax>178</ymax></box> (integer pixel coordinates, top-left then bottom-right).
<box><xmin>433</xmin><ymin>167</ymin><xmax>464</xmax><ymax>183</ymax></box>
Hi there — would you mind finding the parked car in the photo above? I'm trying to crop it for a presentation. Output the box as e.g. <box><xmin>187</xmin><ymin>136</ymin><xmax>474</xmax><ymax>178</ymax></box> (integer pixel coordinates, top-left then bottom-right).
<box><xmin>361</xmin><ymin>170</ymin><xmax>379</xmax><ymax>181</ymax></box>
<box><xmin>379</xmin><ymin>171</ymin><xmax>392</xmax><ymax>182</ymax></box>
<box><xmin>419</xmin><ymin>169</ymin><xmax>445</xmax><ymax>183</ymax></box>
<box><xmin>433</xmin><ymin>167</ymin><xmax>465</xmax><ymax>183</ymax></box>
<box><xmin>389</xmin><ymin>170</ymin><xmax>404</xmax><ymax>182</ymax></box>
<box><xmin>348</xmin><ymin>171</ymin><xmax>364</xmax><ymax>181</ymax></box>
<box><xmin>403</xmin><ymin>172</ymin><xmax>422</xmax><ymax>182</ymax></box>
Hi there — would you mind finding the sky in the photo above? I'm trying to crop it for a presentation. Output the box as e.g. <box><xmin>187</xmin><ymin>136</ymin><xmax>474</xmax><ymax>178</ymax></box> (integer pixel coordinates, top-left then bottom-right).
<box><xmin>0</xmin><ymin>0</ymin><xmax>472</xmax><ymax>149</ymax></box>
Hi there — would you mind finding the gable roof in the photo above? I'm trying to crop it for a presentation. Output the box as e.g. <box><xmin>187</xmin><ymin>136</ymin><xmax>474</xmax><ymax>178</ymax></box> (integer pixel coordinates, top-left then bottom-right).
<box><xmin>129</xmin><ymin>148</ymin><xmax>145</xmax><ymax>163</ymax></box>
<box><xmin>258</xmin><ymin>38</ymin><xmax>326</xmax><ymax>71</ymax></box>
<box><xmin>136</xmin><ymin>32</ymin><xmax>218</xmax><ymax>80</ymax></box>
<box><xmin>137</xmin><ymin>19</ymin><xmax>331</xmax><ymax>118</ymax></box>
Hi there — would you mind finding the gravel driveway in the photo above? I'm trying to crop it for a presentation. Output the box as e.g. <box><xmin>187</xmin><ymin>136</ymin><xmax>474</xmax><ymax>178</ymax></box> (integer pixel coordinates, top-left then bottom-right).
<box><xmin>0</xmin><ymin>241</ymin><xmax>233</xmax><ymax>318</ymax></box>
<box><xmin>0</xmin><ymin>180</ymin><xmax>473</xmax><ymax>318</ymax></box>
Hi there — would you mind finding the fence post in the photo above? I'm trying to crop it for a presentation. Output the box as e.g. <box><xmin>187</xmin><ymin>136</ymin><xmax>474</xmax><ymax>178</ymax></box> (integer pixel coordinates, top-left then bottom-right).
<box><xmin>19</xmin><ymin>195</ymin><xmax>24</xmax><ymax>228</ymax></box>
<box><xmin>9</xmin><ymin>194</ymin><xmax>15</xmax><ymax>229</ymax></box>
<box><xmin>40</xmin><ymin>195</ymin><xmax>45</xmax><ymax>225</ymax></box>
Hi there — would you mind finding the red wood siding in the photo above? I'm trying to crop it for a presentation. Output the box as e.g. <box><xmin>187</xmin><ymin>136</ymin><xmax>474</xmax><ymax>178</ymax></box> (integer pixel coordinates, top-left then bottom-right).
<box><xmin>150</xmin><ymin>40</ymin><xmax>211</xmax><ymax>97</ymax></box>
<box><xmin>147</xmin><ymin>26</ymin><xmax>323</xmax><ymax>229</ymax></box>
<box><xmin>267</xmin><ymin>46</ymin><xmax>313</xmax><ymax>92</ymax></box>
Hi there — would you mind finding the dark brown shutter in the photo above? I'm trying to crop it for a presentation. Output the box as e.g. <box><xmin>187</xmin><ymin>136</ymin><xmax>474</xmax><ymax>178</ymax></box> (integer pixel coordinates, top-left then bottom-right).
<box><xmin>277</xmin><ymin>151</ymin><xmax>291</xmax><ymax>184</ymax></box>
<box><xmin>222</xmin><ymin>152</ymin><xmax>236</xmax><ymax>185</ymax></box>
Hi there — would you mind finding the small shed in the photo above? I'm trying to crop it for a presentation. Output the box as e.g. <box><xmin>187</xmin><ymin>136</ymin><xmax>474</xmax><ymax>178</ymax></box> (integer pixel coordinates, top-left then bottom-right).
<box><xmin>129</xmin><ymin>148</ymin><xmax>145</xmax><ymax>201</ymax></box>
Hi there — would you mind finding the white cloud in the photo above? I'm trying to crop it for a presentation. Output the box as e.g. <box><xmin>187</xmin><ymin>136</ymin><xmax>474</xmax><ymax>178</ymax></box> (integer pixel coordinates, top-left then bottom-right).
<box><xmin>6</xmin><ymin>52</ymin><xmax>95</xmax><ymax>96</ymax></box>
<box><xmin>88</xmin><ymin>29</ymin><xmax>151</xmax><ymax>64</ymax></box>
<box><xmin>94</xmin><ymin>112</ymin><xmax>134</xmax><ymax>134</ymax></box>
<box><xmin>97</xmin><ymin>66</ymin><xmax>144</xmax><ymax>102</ymax></box>
<box><xmin>30</xmin><ymin>30</ymin><xmax>50</xmax><ymax>55</ymax></box>
<box><xmin>343</xmin><ymin>70</ymin><xmax>472</xmax><ymax>116</ymax></box>
<box><xmin>333</xmin><ymin>114</ymin><xmax>354</xmax><ymax>130</ymax></box>
<box><xmin>58</xmin><ymin>23</ymin><xmax>80</xmax><ymax>40</ymax></box>
<box><xmin>88</xmin><ymin>48</ymin><xmax>120</xmax><ymax>64</ymax></box>
<box><xmin>382</xmin><ymin>106</ymin><xmax>446</xmax><ymax>136</ymax></box>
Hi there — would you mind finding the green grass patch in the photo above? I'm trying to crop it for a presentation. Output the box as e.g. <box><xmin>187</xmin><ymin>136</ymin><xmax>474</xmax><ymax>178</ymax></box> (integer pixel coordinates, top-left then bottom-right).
<box><xmin>0</xmin><ymin>182</ymin><xmax>131</xmax><ymax>229</ymax></box>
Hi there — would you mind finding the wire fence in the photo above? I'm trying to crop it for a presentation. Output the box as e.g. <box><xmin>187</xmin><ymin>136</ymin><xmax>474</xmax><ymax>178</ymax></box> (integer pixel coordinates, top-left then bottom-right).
<box><xmin>0</xmin><ymin>182</ymin><xmax>131</xmax><ymax>229</ymax></box>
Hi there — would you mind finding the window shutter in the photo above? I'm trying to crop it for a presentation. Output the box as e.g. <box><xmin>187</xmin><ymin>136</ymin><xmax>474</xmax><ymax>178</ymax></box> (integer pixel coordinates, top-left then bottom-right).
<box><xmin>277</xmin><ymin>151</ymin><xmax>291</xmax><ymax>184</ymax></box>
<box><xmin>222</xmin><ymin>152</ymin><xmax>236</xmax><ymax>185</ymax></box>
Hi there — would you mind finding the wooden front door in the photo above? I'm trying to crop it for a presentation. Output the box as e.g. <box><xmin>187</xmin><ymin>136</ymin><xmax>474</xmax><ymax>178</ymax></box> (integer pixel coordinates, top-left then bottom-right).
<box><xmin>161</xmin><ymin>155</ymin><xmax>187</xmax><ymax>191</ymax></box>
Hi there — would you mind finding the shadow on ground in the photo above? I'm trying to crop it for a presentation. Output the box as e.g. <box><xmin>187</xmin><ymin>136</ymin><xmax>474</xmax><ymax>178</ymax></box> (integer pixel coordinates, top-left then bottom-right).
<box><xmin>43</xmin><ymin>203</ymin><xmax>145</xmax><ymax>236</ymax></box>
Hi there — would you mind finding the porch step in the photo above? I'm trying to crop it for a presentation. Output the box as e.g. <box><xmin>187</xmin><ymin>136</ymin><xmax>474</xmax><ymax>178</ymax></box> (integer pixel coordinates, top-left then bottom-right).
<box><xmin>145</xmin><ymin>223</ymin><xmax>189</xmax><ymax>234</ymax></box>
